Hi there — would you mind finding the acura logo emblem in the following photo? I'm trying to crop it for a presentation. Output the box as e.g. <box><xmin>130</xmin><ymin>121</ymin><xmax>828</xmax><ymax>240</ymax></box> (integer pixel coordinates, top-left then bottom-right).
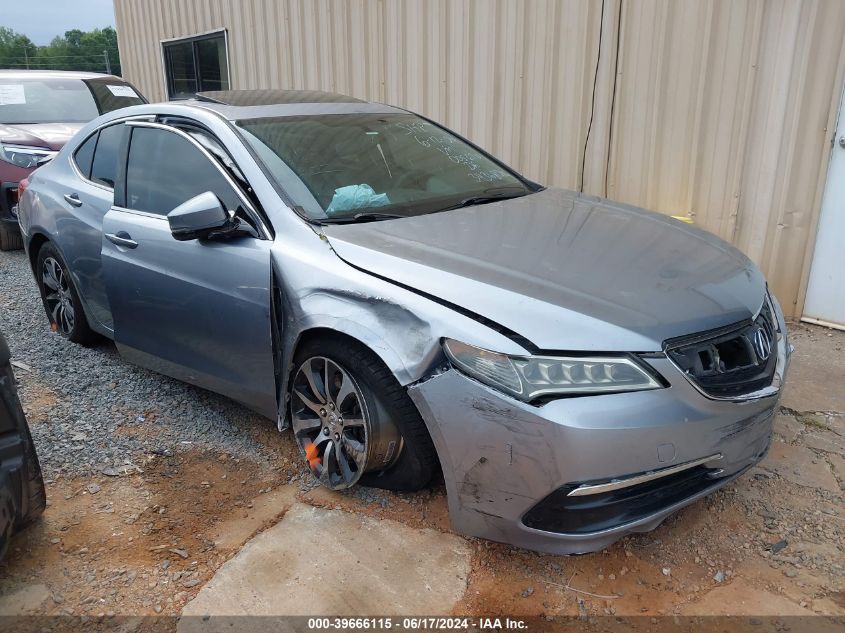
<box><xmin>751</xmin><ymin>326</ymin><xmax>773</xmax><ymax>361</ymax></box>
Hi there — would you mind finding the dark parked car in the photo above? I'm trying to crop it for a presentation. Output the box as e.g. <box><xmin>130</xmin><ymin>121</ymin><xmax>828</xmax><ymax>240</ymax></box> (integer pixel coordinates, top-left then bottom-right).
<box><xmin>0</xmin><ymin>332</ymin><xmax>46</xmax><ymax>560</ymax></box>
<box><xmin>0</xmin><ymin>70</ymin><xmax>146</xmax><ymax>251</ymax></box>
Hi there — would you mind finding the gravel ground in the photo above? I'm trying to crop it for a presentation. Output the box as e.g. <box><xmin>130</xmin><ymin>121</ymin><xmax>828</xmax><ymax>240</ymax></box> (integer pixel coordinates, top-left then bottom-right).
<box><xmin>0</xmin><ymin>249</ymin><xmax>281</xmax><ymax>480</ymax></box>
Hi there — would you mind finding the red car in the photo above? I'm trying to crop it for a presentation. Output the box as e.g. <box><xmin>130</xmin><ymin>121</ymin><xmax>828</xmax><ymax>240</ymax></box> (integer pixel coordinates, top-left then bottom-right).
<box><xmin>0</xmin><ymin>70</ymin><xmax>146</xmax><ymax>250</ymax></box>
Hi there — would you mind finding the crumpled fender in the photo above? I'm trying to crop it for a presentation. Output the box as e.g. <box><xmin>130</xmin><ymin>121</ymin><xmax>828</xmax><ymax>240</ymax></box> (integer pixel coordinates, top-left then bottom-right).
<box><xmin>268</xmin><ymin>226</ymin><xmax>530</xmax><ymax>430</ymax></box>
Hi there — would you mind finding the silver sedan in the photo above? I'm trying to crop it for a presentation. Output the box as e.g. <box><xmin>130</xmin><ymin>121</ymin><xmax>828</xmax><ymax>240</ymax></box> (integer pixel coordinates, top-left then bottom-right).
<box><xmin>17</xmin><ymin>90</ymin><xmax>789</xmax><ymax>554</ymax></box>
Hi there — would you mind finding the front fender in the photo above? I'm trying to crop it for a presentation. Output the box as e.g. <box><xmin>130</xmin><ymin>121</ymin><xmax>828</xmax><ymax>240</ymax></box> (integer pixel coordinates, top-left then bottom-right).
<box><xmin>297</xmin><ymin>286</ymin><xmax>442</xmax><ymax>381</ymax></box>
<box><xmin>295</xmin><ymin>314</ymin><xmax>431</xmax><ymax>386</ymax></box>
<box><xmin>269</xmin><ymin>228</ymin><xmax>531</xmax><ymax>429</ymax></box>
<box><xmin>275</xmin><ymin>290</ymin><xmax>443</xmax><ymax>430</ymax></box>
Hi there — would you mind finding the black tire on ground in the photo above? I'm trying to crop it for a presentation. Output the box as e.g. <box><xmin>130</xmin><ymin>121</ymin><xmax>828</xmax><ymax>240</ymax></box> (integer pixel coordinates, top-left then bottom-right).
<box><xmin>292</xmin><ymin>335</ymin><xmax>440</xmax><ymax>492</ymax></box>
<box><xmin>0</xmin><ymin>224</ymin><xmax>23</xmax><ymax>251</ymax></box>
<box><xmin>0</xmin><ymin>472</ymin><xmax>16</xmax><ymax>561</ymax></box>
<box><xmin>0</xmin><ymin>360</ymin><xmax>46</xmax><ymax>559</ymax></box>
<box><xmin>35</xmin><ymin>241</ymin><xmax>99</xmax><ymax>346</ymax></box>
<box><xmin>16</xmin><ymin>419</ymin><xmax>46</xmax><ymax>529</ymax></box>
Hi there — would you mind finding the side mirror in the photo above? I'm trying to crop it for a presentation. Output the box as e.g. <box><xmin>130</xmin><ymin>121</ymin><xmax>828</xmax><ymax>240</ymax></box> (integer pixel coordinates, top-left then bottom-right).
<box><xmin>167</xmin><ymin>191</ymin><xmax>233</xmax><ymax>241</ymax></box>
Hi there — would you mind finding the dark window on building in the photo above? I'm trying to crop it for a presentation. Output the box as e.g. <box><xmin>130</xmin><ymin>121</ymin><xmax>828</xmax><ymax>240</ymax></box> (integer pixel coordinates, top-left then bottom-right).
<box><xmin>163</xmin><ymin>32</ymin><xmax>229</xmax><ymax>100</ymax></box>
<box><xmin>125</xmin><ymin>126</ymin><xmax>241</xmax><ymax>216</ymax></box>
<box><xmin>90</xmin><ymin>124</ymin><xmax>126</xmax><ymax>188</ymax></box>
<box><xmin>73</xmin><ymin>133</ymin><xmax>97</xmax><ymax>179</ymax></box>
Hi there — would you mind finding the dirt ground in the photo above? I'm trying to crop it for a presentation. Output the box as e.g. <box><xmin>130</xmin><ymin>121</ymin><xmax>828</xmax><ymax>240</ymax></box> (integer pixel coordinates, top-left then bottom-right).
<box><xmin>1</xmin><ymin>323</ymin><xmax>843</xmax><ymax>620</ymax></box>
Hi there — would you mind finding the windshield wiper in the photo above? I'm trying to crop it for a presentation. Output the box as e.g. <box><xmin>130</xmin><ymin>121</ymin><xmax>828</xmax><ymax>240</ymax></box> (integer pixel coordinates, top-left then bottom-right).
<box><xmin>437</xmin><ymin>190</ymin><xmax>529</xmax><ymax>213</ymax></box>
<box><xmin>353</xmin><ymin>211</ymin><xmax>403</xmax><ymax>221</ymax></box>
<box><xmin>319</xmin><ymin>211</ymin><xmax>405</xmax><ymax>224</ymax></box>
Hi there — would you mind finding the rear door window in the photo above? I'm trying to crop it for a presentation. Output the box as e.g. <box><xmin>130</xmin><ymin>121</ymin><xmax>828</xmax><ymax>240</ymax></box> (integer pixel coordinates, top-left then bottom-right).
<box><xmin>90</xmin><ymin>124</ymin><xmax>126</xmax><ymax>188</ymax></box>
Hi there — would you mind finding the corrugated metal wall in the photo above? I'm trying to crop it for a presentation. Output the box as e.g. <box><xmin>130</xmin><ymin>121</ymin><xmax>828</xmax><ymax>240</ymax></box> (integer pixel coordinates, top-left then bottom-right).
<box><xmin>114</xmin><ymin>0</ymin><xmax>845</xmax><ymax>318</ymax></box>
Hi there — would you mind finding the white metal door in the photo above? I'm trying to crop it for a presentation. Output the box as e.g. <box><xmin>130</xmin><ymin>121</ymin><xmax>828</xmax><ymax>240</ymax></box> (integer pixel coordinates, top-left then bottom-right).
<box><xmin>804</xmin><ymin>83</ymin><xmax>845</xmax><ymax>329</ymax></box>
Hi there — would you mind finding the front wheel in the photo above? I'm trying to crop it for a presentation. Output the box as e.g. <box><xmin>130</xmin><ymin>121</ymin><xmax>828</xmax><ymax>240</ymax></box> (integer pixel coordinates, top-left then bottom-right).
<box><xmin>289</xmin><ymin>336</ymin><xmax>439</xmax><ymax>492</ymax></box>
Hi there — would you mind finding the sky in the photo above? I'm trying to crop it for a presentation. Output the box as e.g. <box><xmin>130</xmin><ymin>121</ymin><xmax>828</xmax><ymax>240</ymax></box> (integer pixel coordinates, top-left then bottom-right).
<box><xmin>4</xmin><ymin>0</ymin><xmax>116</xmax><ymax>45</ymax></box>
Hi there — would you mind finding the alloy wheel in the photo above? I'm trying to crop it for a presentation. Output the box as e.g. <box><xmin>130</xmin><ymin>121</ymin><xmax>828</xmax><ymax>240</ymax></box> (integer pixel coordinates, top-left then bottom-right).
<box><xmin>42</xmin><ymin>257</ymin><xmax>75</xmax><ymax>335</ymax></box>
<box><xmin>290</xmin><ymin>356</ymin><xmax>401</xmax><ymax>490</ymax></box>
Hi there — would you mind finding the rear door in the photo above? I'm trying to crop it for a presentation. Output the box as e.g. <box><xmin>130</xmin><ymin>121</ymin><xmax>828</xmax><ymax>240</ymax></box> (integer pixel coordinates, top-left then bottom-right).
<box><xmin>62</xmin><ymin>122</ymin><xmax>127</xmax><ymax>331</ymax></box>
<box><xmin>100</xmin><ymin>121</ymin><xmax>277</xmax><ymax>417</ymax></box>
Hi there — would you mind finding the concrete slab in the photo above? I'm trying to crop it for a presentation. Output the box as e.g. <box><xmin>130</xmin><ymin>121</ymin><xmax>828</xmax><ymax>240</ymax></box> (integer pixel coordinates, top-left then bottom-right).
<box><xmin>0</xmin><ymin>583</ymin><xmax>50</xmax><ymax>615</ymax></box>
<box><xmin>802</xmin><ymin>429</ymin><xmax>845</xmax><ymax>456</ymax></box>
<box><xmin>781</xmin><ymin>325</ymin><xmax>845</xmax><ymax>414</ymax></box>
<box><xmin>773</xmin><ymin>413</ymin><xmax>802</xmax><ymax>444</ymax></box>
<box><xmin>827</xmin><ymin>453</ymin><xmax>845</xmax><ymax>486</ymax></box>
<box><xmin>209</xmin><ymin>485</ymin><xmax>298</xmax><ymax>550</ymax></box>
<box><xmin>766</xmin><ymin>442</ymin><xmax>840</xmax><ymax>493</ymax></box>
<box><xmin>181</xmin><ymin>503</ymin><xmax>471</xmax><ymax>618</ymax></box>
<box><xmin>679</xmin><ymin>584</ymin><xmax>812</xmax><ymax>616</ymax></box>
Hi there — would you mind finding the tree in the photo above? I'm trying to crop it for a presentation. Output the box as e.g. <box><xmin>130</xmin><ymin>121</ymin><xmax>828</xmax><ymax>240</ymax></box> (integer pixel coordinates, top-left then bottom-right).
<box><xmin>0</xmin><ymin>26</ymin><xmax>122</xmax><ymax>76</ymax></box>
<box><xmin>0</xmin><ymin>27</ymin><xmax>38</xmax><ymax>70</ymax></box>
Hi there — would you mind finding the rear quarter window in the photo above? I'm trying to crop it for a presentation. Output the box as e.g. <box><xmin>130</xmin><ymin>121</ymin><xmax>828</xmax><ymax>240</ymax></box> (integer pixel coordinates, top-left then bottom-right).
<box><xmin>73</xmin><ymin>133</ymin><xmax>97</xmax><ymax>179</ymax></box>
<box><xmin>90</xmin><ymin>124</ymin><xmax>126</xmax><ymax>188</ymax></box>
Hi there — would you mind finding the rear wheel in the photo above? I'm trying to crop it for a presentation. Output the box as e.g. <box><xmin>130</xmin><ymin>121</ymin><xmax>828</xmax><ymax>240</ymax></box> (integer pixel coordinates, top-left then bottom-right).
<box><xmin>0</xmin><ymin>225</ymin><xmax>23</xmax><ymax>251</ymax></box>
<box><xmin>35</xmin><ymin>242</ymin><xmax>98</xmax><ymax>345</ymax></box>
<box><xmin>290</xmin><ymin>336</ymin><xmax>439</xmax><ymax>492</ymax></box>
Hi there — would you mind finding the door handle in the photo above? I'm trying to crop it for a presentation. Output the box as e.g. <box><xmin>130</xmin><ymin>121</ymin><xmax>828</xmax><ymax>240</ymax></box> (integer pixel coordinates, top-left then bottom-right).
<box><xmin>839</xmin><ymin>136</ymin><xmax>845</xmax><ymax>149</ymax></box>
<box><xmin>105</xmin><ymin>231</ymin><xmax>138</xmax><ymax>249</ymax></box>
<box><xmin>64</xmin><ymin>193</ymin><xmax>83</xmax><ymax>207</ymax></box>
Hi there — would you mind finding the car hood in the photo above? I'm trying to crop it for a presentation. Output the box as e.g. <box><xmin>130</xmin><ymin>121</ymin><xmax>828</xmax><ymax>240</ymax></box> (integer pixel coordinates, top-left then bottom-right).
<box><xmin>0</xmin><ymin>122</ymin><xmax>85</xmax><ymax>150</ymax></box>
<box><xmin>322</xmin><ymin>188</ymin><xmax>767</xmax><ymax>352</ymax></box>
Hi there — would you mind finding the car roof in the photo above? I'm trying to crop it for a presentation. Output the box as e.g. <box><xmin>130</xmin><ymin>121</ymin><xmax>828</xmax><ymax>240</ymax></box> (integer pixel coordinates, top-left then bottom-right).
<box><xmin>0</xmin><ymin>69</ymin><xmax>126</xmax><ymax>81</ymax></box>
<box><xmin>71</xmin><ymin>90</ymin><xmax>406</xmax><ymax>134</ymax></box>
<box><xmin>196</xmin><ymin>89</ymin><xmax>366</xmax><ymax>106</ymax></box>
<box><xmin>186</xmin><ymin>89</ymin><xmax>404</xmax><ymax>120</ymax></box>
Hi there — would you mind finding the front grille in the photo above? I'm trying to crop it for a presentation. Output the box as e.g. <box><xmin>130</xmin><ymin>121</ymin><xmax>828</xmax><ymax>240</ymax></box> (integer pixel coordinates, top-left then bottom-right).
<box><xmin>665</xmin><ymin>300</ymin><xmax>778</xmax><ymax>398</ymax></box>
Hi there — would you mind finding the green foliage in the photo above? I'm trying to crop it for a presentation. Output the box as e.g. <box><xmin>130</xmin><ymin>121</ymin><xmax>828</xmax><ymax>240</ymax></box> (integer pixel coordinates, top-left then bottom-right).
<box><xmin>0</xmin><ymin>26</ymin><xmax>38</xmax><ymax>67</ymax></box>
<box><xmin>0</xmin><ymin>26</ymin><xmax>121</xmax><ymax>76</ymax></box>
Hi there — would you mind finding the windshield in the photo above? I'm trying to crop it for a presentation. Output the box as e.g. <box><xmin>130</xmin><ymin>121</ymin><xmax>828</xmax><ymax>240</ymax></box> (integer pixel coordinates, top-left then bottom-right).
<box><xmin>236</xmin><ymin>113</ymin><xmax>532</xmax><ymax>221</ymax></box>
<box><xmin>0</xmin><ymin>77</ymin><xmax>145</xmax><ymax>124</ymax></box>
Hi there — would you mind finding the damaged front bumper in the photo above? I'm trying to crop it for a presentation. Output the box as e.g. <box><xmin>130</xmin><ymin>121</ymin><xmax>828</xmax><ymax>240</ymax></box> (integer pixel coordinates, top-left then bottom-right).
<box><xmin>407</xmin><ymin>349</ymin><xmax>785</xmax><ymax>554</ymax></box>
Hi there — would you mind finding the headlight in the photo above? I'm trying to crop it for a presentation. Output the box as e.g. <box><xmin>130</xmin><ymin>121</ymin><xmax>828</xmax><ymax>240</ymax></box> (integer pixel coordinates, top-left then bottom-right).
<box><xmin>0</xmin><ymin>143</ymin><xmax>56</xmax><ymax>169</ymax></box>
<box><xmin>442</xmin><ymin>339</ymin><xmax>663</xmax><ymax>401</ymax></box>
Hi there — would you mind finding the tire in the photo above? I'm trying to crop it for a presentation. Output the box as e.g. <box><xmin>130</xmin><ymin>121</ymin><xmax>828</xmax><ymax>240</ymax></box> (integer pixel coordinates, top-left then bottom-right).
<box><xmin>0</xmin><ymin>472</ymin><xmax>16</xmax><ymax>561</ymax></box>
<box><xmin>0</xmin><ymin>359</ymin><xmax>46</xmax><ymax>557</ymax></box>
<box><xmin>290</xmin><ymin>335</ymin><xmax>439</xmax><ymax>492</ymax></box>
<box><xmin>35</xmin><ymin>242</ymin><xmax>98</xmax><ymax>345</ymax></box>
<box><xmin>16</xmin><ymin>419</ymin><xmax>46</xmax><ymax>529</ymax></box>
<box><xmin>0</xmin><ymin>224</ymin><xmax>23</xmax><ymax>251</ymax></box>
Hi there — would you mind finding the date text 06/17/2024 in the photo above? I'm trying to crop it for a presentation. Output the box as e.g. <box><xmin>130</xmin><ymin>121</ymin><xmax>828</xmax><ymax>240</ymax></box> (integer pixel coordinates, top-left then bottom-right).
<box><xmin>306</xmin><ymin>617</ymin><xmax>528</xmax><ymax>630</ymax></box>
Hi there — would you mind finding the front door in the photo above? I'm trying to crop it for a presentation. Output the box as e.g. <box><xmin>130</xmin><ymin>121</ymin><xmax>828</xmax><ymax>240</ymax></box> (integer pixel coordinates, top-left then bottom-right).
<box><xmin>101</xmin><ymin>122</ymin><xmax>277</xmax><ymax>417</ymax></box>
<box><xmin>804</xmin><ymin>82</ymin><xmax>845</xmax><ymax>329</ymax></box>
